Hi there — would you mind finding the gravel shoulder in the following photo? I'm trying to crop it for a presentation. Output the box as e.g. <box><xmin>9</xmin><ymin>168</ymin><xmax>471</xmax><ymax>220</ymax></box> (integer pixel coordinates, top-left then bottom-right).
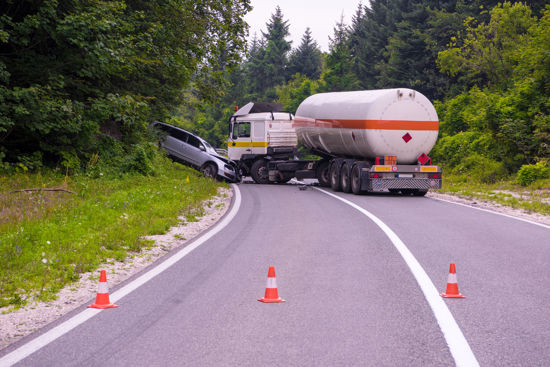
<box><xmin>426</xmin><ymin>191</ymin><xmax>550</xmax><ymax>226</ymax></box>
<box><xmin>1</xmin><ymin>186</ymin><xmax>548</xmax><ymax>351</ymax></box>
<box><xmin>0</xmin><ymin>186</ymin><xmax>233</xmax><ymax>350</ymax></box>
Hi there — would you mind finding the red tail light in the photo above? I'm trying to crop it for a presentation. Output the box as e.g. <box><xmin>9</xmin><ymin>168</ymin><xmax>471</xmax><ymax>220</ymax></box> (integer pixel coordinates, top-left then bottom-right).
<box><xmin>429</xmin><ymin>173</ymin><xmax>442</xmax><ymax>179</ymax></box>
<box><xmin>370</xmin><ymin>173</ymin><xmax>381</xmax><ymax>179</ymax></box>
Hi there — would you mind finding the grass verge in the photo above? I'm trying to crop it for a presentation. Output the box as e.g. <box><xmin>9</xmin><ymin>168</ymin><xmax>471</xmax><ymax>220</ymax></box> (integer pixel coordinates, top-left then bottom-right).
<box><xmin>0</xmin><ymin>159</ymin><xmax>224</xmax><ymax>308</ymax></box>
<box><xmin>439</xmin><ymin>174</ymin><xmax>550</xmax><ymax>216</ymax></box>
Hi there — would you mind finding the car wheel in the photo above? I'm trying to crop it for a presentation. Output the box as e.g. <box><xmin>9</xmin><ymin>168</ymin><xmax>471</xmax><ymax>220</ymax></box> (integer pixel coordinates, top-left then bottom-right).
<box><xmin>251</xmin><ymin>159</ymin><xmax>270</xmax><ymax>184</ymax></box>
<box><xmin>200</xmin><ymin>163</ymin><xmax>218</xmax><ymax>179</ymax></box>
<box><xmin>330</xmin><ymin>162</ymin><xmax>342</xmax><ymax>192</ymax></box>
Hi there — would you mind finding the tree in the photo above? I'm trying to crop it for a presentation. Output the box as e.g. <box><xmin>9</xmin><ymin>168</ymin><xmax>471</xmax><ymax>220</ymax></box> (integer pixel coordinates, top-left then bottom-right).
<box><xmin>437</xmin><ymin>2</ymin><xmax>536</xmax><ymax>90</ymax></box>
<box><xmin>246</xmin><ymin>33</ymin><xmax>269</xmax><ymax>100</ymax></box>
<box><xmin>276</xmin><ymin>74</ymin><xmax>322</xmax><ymax>114</ymax></box>
<box><xmin>0</xmin><ymin>0</ymin><xmax>251</xmax><ymax>168</ymax></box>
<box><xmin>434</xmin><ymin>3</ymin><xmax>550</xmax><ymax>171</ymax></box>
<box><xmin>321</xmin><ymin>15</ymin><xmax>360</xmax><ymax>92</ymax></box>
<box><xmin>287</xmin><ymin>28</ymin><xmax>323</xmax><ymax>80</ymax></box>
<box><xmin>261</xmin><ymin>6</ymin><xmax>292</xmax><ymax>99</ymax></box>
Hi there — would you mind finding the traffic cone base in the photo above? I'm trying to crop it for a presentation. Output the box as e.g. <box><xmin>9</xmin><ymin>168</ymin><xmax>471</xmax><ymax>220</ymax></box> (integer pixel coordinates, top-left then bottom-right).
<box><xmin>441</xmin><ymin>293</ymin><xmax>465</xmax><ymax>298</ymax></box>
<box><xmin>258</xmin><ymin>297</ymin><xmax>285</xmax><ymax>303</ymax></box>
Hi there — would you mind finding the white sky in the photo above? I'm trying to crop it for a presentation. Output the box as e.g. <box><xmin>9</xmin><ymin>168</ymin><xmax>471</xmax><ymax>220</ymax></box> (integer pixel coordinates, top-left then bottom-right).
<box><xmin>244</xmin><ymin>0</ymin><xmax>365</xmax><ymax>52</ymax></box>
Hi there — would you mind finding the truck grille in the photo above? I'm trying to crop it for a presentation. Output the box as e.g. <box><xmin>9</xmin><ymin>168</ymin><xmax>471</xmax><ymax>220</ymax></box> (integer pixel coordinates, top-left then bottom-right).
<box><xmin>268</xmin><ymin>132</ymin><xmax>297</xmax><ymax>147</ymax></box>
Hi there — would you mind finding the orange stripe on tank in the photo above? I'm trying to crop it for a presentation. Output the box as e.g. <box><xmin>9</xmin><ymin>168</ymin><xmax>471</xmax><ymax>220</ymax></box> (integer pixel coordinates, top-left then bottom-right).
<box><xmin>294</xmin><ymin>118</ymin><xmax>439</xmax><ymax>131</ymax></box>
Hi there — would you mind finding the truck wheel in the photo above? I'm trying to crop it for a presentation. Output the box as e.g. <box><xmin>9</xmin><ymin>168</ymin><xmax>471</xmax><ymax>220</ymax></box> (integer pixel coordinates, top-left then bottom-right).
<box><xmin>351</xmin><ymin>164</ymin><xmax>362</xmax><ymax>194</ymax></box>
<box><xmin>330</xmin><ymin>162</ymin><xmax>342</xmax><ymax>191</ymax></box>
<box><xmin>341</xmin><ymin>163</ymin><xmax>352</xmax><ymax>193</ymax></box>
<box><xmin>251</xmin><ymin>159</ymin><xmax>270</xmax><ymax>184</ymax></box>
<box><xmin>316</xmin><ymin>160</ymin><xmax>331</xmax><ymax>187</ymax></box>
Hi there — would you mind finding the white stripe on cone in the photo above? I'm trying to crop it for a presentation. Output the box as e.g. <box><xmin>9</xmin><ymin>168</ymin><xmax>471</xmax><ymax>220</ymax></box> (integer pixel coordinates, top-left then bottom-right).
<box><xmin>97</xmin><ymin>282</ymin><xmax>109</xmax><ymax>294</ymax></box>
<box><xmin>266</xmin><ymin>277</ymin><xmax>277</xmax><ymax>289</ymax></box>
<box><xmin>447</xmin><ymin>273</ymin><xmax>458</xmax><ymax>284</ymax></box>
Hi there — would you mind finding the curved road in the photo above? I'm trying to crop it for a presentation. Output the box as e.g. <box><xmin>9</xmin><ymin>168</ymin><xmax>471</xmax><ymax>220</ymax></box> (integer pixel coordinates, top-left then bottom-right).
<box><xmin>1</xmin><ymin>183</ymin><xmax>549</xmax><ymax>366</ymax></box>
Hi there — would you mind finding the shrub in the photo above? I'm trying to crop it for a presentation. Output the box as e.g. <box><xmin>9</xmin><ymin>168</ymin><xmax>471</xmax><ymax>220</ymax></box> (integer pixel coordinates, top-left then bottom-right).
<box><xmin>455</xmin><ymin>153</ymin><xmax>509</xmax><ymax>184</ymax></box>
<box><xmin>516</xmin><ymin>162</ymin><xmax>550</xmax><ymax>186</ymax></box>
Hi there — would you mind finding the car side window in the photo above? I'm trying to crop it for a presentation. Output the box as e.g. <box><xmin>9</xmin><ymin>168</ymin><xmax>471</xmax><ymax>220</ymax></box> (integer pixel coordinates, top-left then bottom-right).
<box><xmin>187</xmin><ymin>135</ymin><xmax>201</xmax><ymax>149</ymax></box>
<box><xmin>168</xmin><ymin>129</ymin><xmax>187</xmax><ymax>142</ymax></box>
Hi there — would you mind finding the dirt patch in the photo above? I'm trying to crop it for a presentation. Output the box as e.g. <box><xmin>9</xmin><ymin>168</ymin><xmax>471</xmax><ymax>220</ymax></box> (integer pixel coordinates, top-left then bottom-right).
<box><xmin>0</xmin><ymin>187</ymin><xmax>232</xmax><ymax>350</ymax></box>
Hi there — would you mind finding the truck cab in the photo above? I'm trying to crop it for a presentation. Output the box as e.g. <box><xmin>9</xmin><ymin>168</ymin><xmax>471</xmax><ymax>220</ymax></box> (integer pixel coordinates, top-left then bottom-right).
<box><xmin>228</xmin><ymin>102</ymin><xmax>297</xmax><ymax>183</ymax></box>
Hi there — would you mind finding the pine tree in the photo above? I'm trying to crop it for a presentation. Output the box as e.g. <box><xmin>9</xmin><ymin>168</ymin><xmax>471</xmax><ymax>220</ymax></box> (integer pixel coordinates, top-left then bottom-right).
<box><xmin>246</xmin><ymin>33</ymin><xmax>269</xmax><ymax>99</ymax></box>
<box><xmin>261</xmin><ymin>6</ymin><xmax>292</xmax><ymax>98</ymax></box>
<box><xmin>322</xmin><ymin>15</ymin><xmax>360</xmax><ymax>91</ymax></box>
<box><xmin>287</xmin><ymin>28</ymin><xmax>323</xmax><ymax>80</ymax></box>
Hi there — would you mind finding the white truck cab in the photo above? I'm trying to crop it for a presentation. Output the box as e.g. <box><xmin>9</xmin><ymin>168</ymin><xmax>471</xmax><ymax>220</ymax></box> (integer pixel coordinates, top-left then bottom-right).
<box><xmin>228</xmin><ymin>102</ymin><xmax>297</xmax><ymax>183</ymax></box>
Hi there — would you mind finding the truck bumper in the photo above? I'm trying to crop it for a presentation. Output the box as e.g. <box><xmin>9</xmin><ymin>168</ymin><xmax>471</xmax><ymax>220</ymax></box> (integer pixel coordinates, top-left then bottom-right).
<box><xmin>363</xmin><ymin>178</ymin><xmax>442</xmax><ymax>192</ymax></box>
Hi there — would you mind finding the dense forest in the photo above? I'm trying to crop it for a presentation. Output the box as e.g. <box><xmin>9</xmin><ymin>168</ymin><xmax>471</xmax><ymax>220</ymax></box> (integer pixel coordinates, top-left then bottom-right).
<box><xmin>1</xmin><ymin>0</ymin><xmax>549</xmax><ymax>184</ymax></box>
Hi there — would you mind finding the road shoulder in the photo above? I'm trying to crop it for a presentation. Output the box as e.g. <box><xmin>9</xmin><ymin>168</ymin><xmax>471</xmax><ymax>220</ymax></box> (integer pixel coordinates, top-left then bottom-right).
<box><xmin>0</xmin><ymin>186</ymin><xmax>232</xmax><ymax>350</ymax></box>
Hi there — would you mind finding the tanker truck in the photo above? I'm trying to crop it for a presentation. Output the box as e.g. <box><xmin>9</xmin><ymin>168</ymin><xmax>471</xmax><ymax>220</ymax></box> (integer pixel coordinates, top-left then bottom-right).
<box><xmin>227</xmin><ymin>89</ymin><xmax>442</xmax><ymax>195</ymax></box>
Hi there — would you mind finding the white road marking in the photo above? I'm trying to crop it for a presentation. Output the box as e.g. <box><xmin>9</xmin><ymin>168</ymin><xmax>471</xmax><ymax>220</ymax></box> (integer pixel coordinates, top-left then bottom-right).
<box><xmin>429</xmin><ymin>196</ymin><xmax>550</xmax><ymax>229</ymax></box>
<box><xmin>0</xmin><ymin>185</ymin><xmax>242</xmax><ymax>367</ymax></box>
<box><xmin>315</xmin><ymin>188</ymin><xmax>480</xmax><ymax>367</ymax></box>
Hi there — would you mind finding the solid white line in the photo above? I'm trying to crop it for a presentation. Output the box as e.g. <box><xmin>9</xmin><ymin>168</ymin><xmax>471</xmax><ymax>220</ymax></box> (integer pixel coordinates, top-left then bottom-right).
<box><xmin>429</xmin><ymin>196</ymin><xmax>550</xmax><ymax>229</ymax></box>
<box><xmin>314</xmin><ymin>188</ymin><xmax>479</xmax><ymax>367</ymax></box>
<box><xmin>0</xmin><ymin>185</ymin><xmax>242</xmax><ymax>367</ymax></box>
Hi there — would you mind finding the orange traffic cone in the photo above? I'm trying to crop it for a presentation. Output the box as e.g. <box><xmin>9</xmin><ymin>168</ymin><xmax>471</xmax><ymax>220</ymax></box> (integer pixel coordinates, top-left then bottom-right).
<box><xmin>258</xmin><ymin>266</ymin><xmax>285</xmax><ymax>303</ymax></box>
<box><xmin>441</xmin><ymin>263</ymin><xmax>465</xmax><ymax>298</ymax></box>
<box><xmin>88</xmin><ymin>270</ymin><xmax>119</xmax><ymax>309</ymax></box>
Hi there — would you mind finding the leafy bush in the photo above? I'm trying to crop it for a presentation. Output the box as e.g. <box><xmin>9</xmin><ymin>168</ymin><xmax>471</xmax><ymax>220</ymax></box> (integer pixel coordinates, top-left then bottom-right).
<box><xmin>431</xmin><ymin>132</ymin><xmax>499</xmax><ymax>169</ymax></box>
<box><xmin>516</xmin><ymin>162</ymin><xmax>550</xmax><ymax>186</ymax></box>
<box><xmin>455</xmin><ymin>153</ymin><xmax>509</xmax><ymax>184</ymax></box>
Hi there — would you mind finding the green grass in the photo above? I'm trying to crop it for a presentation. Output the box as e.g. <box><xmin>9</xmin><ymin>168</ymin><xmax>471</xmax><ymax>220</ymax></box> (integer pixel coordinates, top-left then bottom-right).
<box><xmin>0</xmin><ymin>159</ymin><xmax>224</xmax><ymax>308</ymax></box>
<box><xmin>439</xmin><ymin>174</ymin><xmax>550</xmax><ymax>215</ymax></box>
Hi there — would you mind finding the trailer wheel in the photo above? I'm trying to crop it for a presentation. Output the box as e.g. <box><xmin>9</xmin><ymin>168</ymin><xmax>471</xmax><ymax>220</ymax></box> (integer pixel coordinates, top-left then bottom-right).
<box><xmin>330</xmin><ymin>162</ymin><xmax>342</xmax><ymax>191</ymax></box>
<box><xmin>251</xmin><ymin>159</ymin><xmax>270</xmax><ymax>184</ymax></box>
<box><xmin>341</xmin><ymin>163</ymin><xmax>352</xmax><ymax>193</ymax></box>
<box><xmin>351</xmin><ymin>164</ymin><xmax>362</xmax><ymax>194</ymax></box>
<box><xmin>316</xmin><ymin>160</ymin><xmax>331</xmax><ymax>187</ymax></box>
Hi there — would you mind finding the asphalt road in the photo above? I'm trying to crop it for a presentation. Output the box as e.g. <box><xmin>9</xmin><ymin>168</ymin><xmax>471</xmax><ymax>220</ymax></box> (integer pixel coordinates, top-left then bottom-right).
<box><xmin>2</xmin><ymin>182</ymin><xmax>549</xmax><ymax>366</ymax></box>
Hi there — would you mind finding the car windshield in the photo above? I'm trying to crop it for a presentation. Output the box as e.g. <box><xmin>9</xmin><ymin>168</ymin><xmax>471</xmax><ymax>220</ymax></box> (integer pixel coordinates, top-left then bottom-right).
<box><xmin>202</xmin><ymin>140</ymin><xmax>218</xmax><ymax>154</ymax></box>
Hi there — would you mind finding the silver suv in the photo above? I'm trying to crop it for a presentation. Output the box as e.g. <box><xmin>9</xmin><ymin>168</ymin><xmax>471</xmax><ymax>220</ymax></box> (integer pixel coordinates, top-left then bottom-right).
<box><xmin>151</xmin><ymin>122</ymin><xmax>239</xmax><ymax>182</ymax></box>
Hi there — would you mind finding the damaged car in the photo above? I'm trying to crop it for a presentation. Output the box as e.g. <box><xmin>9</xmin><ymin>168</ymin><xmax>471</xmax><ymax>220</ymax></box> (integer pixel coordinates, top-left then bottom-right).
<box><xmin>151</xmin><ymin>121</ymin><xmax>240</xmax><ymax>183</ymax></box>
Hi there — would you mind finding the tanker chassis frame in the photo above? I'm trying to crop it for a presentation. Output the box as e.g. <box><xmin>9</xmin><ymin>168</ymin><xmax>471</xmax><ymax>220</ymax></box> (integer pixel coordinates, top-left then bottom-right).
<box><xmin>266</xmin><ymin>155</ymin><xmax>442</xmax><ymax>196</ymax></box>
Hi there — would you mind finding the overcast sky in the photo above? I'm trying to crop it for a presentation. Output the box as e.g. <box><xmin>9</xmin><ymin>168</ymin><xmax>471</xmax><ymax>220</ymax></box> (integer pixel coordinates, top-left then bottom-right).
<box><xmin>244</xmin><ymin>0</ymin><xmax>364</xmax><ymax>52</ymax></box>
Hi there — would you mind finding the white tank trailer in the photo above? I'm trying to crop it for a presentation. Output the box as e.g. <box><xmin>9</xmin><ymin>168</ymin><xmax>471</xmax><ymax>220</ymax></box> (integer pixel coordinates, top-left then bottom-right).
<box><xmin>227</xmin><ymin>89</ymin><xmax>442</xmax><ymax>195</ymax></box>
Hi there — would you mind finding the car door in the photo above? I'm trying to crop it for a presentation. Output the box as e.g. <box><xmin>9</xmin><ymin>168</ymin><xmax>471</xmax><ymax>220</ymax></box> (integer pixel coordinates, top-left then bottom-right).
<box><xmin>185</xmin><ymin>134</ymin><xmax>207</xmax><ymax>166</ymax></box>
<box><xmin>160</xmin><ymin>125</ymin><xmax>186</xmax><ymax>159</ymax></box>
